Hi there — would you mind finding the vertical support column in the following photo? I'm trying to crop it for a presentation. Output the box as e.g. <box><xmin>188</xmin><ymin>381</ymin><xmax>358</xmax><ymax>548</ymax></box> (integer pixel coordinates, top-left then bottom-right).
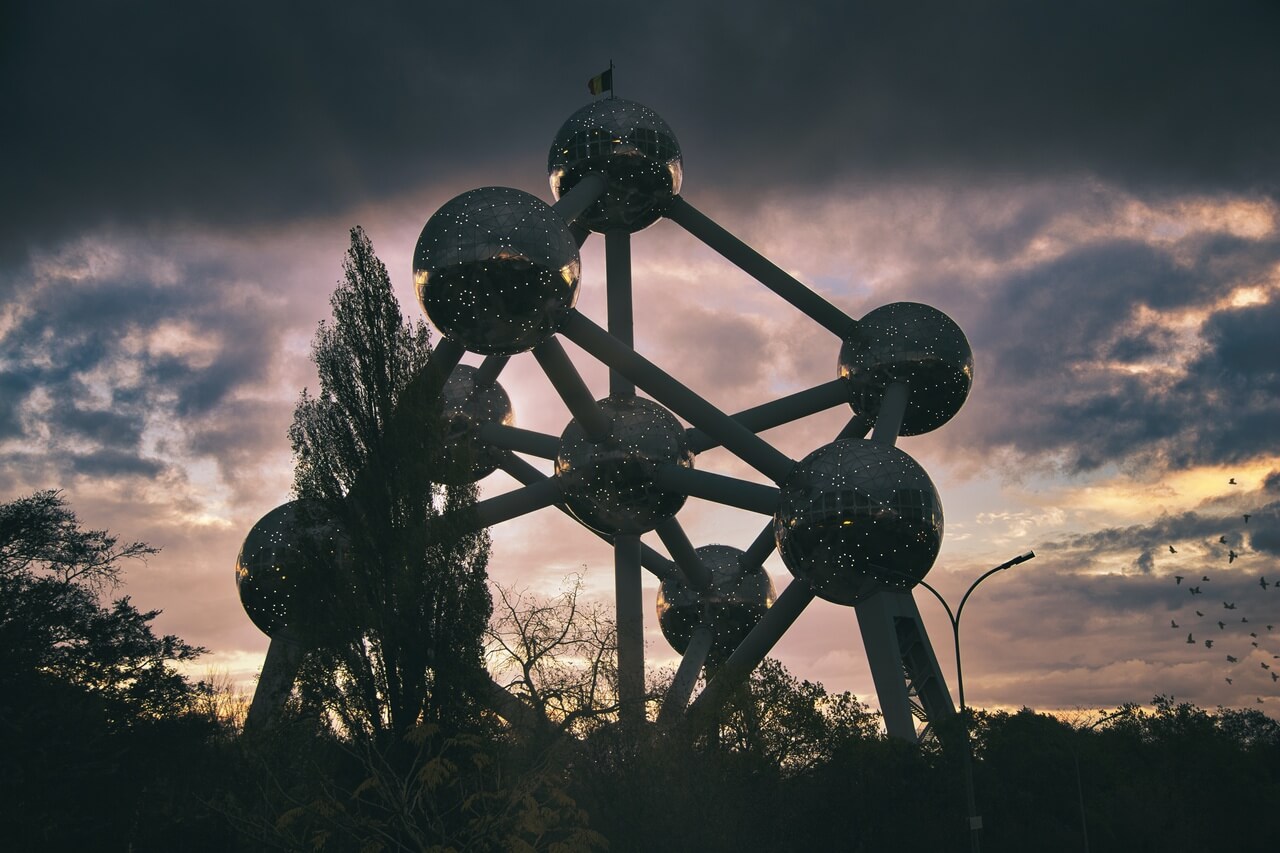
<box><xmin>606</xmin><ymin>228</ymin><xmax>646</xmax><ymax>726</ymax></box>
<box><xmin>244</xmin><ymin>632</ymin><xmax>306</xmax><ymax>733</ymax></box>
<box><xmin>606</xmin><ymin>229</ymin><xmax>634</xmax><ymax>397</ymax></box>
<box><xmin>854</xmin><ymin>591</ymin><xmax>924</xmax><ymax>741</ymax></box>
<box><xmin>855</xmin><ymin>379</ymin><xmax>950</xmax><ymax>741</ymax></box>
<box><xmin>615</xmin><ymin>533</ymin><xmax>646</xmax><ymax>727</ymax></box>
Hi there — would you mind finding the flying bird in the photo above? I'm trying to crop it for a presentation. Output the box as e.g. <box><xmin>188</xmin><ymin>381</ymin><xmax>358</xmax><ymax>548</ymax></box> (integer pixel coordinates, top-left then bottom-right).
<box><xmin>1186</xmin><ymin>633</ymin><xmax>1194</xmax><ymax>644</ymax></box>
<box><xmin>1229</xmin><ymin>478</ymin><xmax>1237</xmax><ymax>485</ymax></box>
<box><xmin>1196</xmin><ymin>611</ymin><xmax>1204</xmax><ymax>617</ymax></box>
<box><xmin>1227</xmin><ymin>655</ymin><xmax>1239</xmax><ymax>663</ymax></box>
<box><xmin>1243</xmin><ymin>514</ymin><xmax>1251</xmax><ymax>523</ymax></box>
<box><xmin>1272</xmin><ymin>672</ymin><xmax>1278</xmax><ymax>682</ymax></box>
<box><xmin>1251</xmin><ymin>632</ymin><xmax>1258</xmax><ymax>638</ymax></box>
<box><xmin>1252</xmin><ymin>641</ymin><xmax>1260</xmax><ymax>648</ymax></box>
<box><xmin>1202</xmin><ymin>575</ymin><xmax>1211</xmax><ymax>582</ymax></box>
<box><xmin>1226</xmin><ymin>677</ymin><xmax>1233</xmax><ymax>684</ymax></box>
<box><xmin>1261</xmin><ymin>577</ymin><xmax>1270</xmax><ymax>590</ymax></box>
<box><xmin>1172</xmin><ymin>620</ymin><xmax>1180</xmax><ymax>628</ymax></box>
<box><xmin>1219</xmin><ymin>621</ymin><xmax>1226</xmax><ymax>630</ymax></box>
<box><xmin>1258</xmin><ymin>698</ymin><xmax>1264</xmax><ymax>704</ymax></box>
<box><xmin>1268</xmin><ymin>625</ymin><xmax>1274</xmax><ymax>631</ymax></box>
<box><xmin>1205</xmin><ymin>639</ymin><xmax>1214</xmax><ymax>648</ymax></box>
<box><xmin>1175</xmin><ymin>575</ymin><xmax>1184</xmax><ymax>584</ymax></box>
<box><xmin>1219</xmin><ymin>536</ymin><xmax>1228</xmax><ymax>544</ymax></box>
<box><xmin>1169</xmin><ymin>545</ymin><xmax>1177</xmax><ymax>554</ymax></box>
<box><xmin>1242</xmin><ymin>617</ymin><xmax>1249</xmax><ymax>623</ymax></box>
<box><xmin>1262</xmin><ymin>663</ymin><xmax>1271</xmax><ymax>670</ymax></box>
<box><xmin>1190</xmin><ymin>586</ymin><xmax>1202</xmax><ymax>595</ymax></box>
<box><xmin>1224</xmin><ymin>602</ymin><xmax>1237</xmax><ymax>609</ymax></box>
<box><xmin>1228</xmin><ymin>550</ymin><xmax>1238</xmax><ymax>563</ymax></box>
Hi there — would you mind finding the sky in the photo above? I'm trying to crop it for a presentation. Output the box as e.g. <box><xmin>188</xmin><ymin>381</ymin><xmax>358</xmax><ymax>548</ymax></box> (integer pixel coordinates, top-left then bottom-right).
<box><xmin>4</xmin><ymin>0</ymin><xmax>1280</xmax><ymax>721</ymax></box>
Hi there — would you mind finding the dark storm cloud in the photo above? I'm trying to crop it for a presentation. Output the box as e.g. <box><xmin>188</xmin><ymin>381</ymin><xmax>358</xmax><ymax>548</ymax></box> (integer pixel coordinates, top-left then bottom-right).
<box><xmin>0</xmin><ymin>239</ymin><xmax>290</xmax><ymax>486</ymax></box>
<box><xmin>5</xmin><ymin>1</ymin><xmax>1278</xmax><ymax>254</ymax></box>
<box><xmin>939</xmin><ymin>227</ymin><xmax>1280</xmax><ymax>474</ymax></box>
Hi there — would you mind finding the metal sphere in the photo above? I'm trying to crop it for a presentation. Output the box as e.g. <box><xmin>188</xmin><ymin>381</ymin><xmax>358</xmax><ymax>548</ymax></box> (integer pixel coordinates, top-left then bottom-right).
<box><xmin>437</xmin><ymin>364</ymin><xmax>514</xmax><ymax>484</ymax></box>
<box><xmin>838</xmin><ymin>302</ymin><xmax>974</xmax><ymax>436</ymax></box>
<box><xmin>413</xmin><ymin>187</ymin><xmax>582</xmax><ymax>356</ymax></box>
<box><xmin>555</xmin><ymin>396</ymin><xmax>693</xmax><ymax>535</ymax></box>
<box><xmin>235</xmin><ymin>500</ymin><xmax>349</xmax><ymax>638</ymax></box>
<box><xmin>657</xmin><ymin>545</ymin><xmax>776</xmax><ymax>660</ymax></box>
<box><xmin>548</xmin><ymin>98</ymin><xmax>683</xmax><ymax>234</ymax></box>
<box><xmin>774</xmin><ymin>439</ymin><xmax>943</xmax><ymax>606</ymax></box>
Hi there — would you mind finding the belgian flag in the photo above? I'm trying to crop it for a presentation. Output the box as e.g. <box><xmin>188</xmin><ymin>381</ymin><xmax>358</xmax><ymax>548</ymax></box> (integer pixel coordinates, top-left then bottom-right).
<box><xmin>587</xmin><ymin>66</ymin><xmax>613</xmax><ymax>96</ymax></box>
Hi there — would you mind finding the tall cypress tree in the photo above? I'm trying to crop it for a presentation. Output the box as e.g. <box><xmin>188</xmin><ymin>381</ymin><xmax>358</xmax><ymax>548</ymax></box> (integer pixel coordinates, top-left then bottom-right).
<box><xmin>288</xmin><ymin>226</ymin><xmax>490</xmax><ymax>738</ymax></box>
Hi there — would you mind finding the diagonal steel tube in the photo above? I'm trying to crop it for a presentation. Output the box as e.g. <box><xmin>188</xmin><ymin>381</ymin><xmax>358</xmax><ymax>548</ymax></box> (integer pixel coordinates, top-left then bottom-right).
<box><xmin>478</xmin><ymin>423</ymin><xmax>560</xmax><ymax>459</ymax></box>
<box><xmin>666</xmin><ymin>196</ymin><xmax>856</xmax><ymax>339</ymax></box>
<box><xmin>495</xmin><ymin>452</ymin><xmax>682</xmax><ymax>585</ymax></box>
<box><xmin>686</xmin><ymin>379</ymin><xmax>850</xmax><ymax>453</ymax></box>
<box><xmin>561</xmin><ymin>311</ymin><xmax>794</xmax><ymax>484</ymax></box>
<box><xmin>532</xmin><ymin>337</ymin><xmax>612</xmax><ymax>441</ymax></box>
<box><xmin>653</xmin><ymin>465</ymin><xmax>780</xmax><ymax>515</ymax></box>
<box><xmin>654</xmin><ymin>517</ymin><xmax>712</xmax><ymax>591</ymax></box>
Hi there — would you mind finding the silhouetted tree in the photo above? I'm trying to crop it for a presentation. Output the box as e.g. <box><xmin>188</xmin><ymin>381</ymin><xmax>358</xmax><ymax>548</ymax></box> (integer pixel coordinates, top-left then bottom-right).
<box><xmin>487</xmin><ymin>573</ymin><xmax>622</xmax><ymax>739</ymax></box>
<box><xmin>0</xmin><ymin>490</ymin><xmax>227</xmax><ymax>850</ymax></box>
<box><xmin>287</xmin><ymin>226</ymin><xmax>491</xmax><ymax>739</ymax></box>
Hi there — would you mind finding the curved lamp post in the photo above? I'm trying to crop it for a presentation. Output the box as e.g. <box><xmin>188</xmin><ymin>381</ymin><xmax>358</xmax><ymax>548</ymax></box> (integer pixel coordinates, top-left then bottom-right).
<box><xmin>905</xmin><ymin>550</ymin><xmax>1036</xmax><ymax>853</ymax></box>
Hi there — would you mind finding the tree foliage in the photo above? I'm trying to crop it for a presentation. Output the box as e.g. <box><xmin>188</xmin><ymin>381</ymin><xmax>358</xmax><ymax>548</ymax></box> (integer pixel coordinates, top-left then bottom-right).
<box><xmin>0</xmin><ymin>490</ymin><xmax>227</xmax><ymax>850</ymax></box>
<box><xmin>287</xmin><ymin>226</ymin><xmax>491</xmax><ymax>739</ymax></box>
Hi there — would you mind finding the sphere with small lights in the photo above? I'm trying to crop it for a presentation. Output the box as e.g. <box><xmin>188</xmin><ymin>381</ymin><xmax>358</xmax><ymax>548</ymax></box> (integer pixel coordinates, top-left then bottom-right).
<box><xmin>235</xmin><ymin>500</ymin><xmax>349</xmax><ymax>638</ymax></box>
<box><xmin>555</xmin><ymin>396</ymin><xmax>693</xmax><ymax>535</ymax></box>
<box><xmin>838</xmin><ymin>302</ymin><xmax>974</xmax><ymax>435</ymax></box>
<box><xmin>437</xmin><ymin>364</ymin><xmax>514</xmax><ymax>484</ymax></box>
<box><xmin>774</xmin><ymin>439</ymin><xmax>943</xmax><ymax>606</ymax></box>
<box><xmin>414</xmin><ymin>187</ymin><xmax>581</xmax><ymax>356</ymax></box>
<box><xmin>548</xmin><ymin>98</ymin><xmax>683</xmax><ymax>233</ymax></box>
<box><xmin>657</xmin><ymin>544</ymin><xmax>776</xmax><ymax>660</ymax></box>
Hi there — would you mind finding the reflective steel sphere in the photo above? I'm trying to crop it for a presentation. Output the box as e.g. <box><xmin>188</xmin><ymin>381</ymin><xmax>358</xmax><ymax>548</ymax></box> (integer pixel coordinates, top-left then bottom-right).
<box><xmin>838</xmin><ymin>302</ymin><xmax>974</xmax><ymax>436</ymax></box>
<box><xmin>774</xmin><ymin>439</ymin><xmax>942</xmax><ymax>606</ymax></box>
<box><xmin>555</xmin><ymin>396</ymin><xmax>693</xmax><ymax>535</ymax></box>
<box><xmin>414</xmin><ymin>187</ymin><xmax>581</xmax><ymax>356</ymax></box>
<box><xmin>437</xmin><ymin>364</ymin><xmax>514</xmax><ymax>484</ymax></box>
<box><xmin>235</xmin><ymin>500</ymin><xmax>349</xmax><ymax>637</ymax></box>
<box><xmin>657</xmin><ymin>545</ymin><xmax>776</xmax><ymax>660</ymax></box>
<box><xmin>548</xmin><ymin>98</ymin><xmax>683</xmax><ymax>233</ymax></box>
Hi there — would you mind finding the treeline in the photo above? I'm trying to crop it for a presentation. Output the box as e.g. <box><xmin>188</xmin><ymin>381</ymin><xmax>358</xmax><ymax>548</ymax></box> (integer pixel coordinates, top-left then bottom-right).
<box><xmin>3</xmin><ymin>491</ymin><xmax>1278</xmax><ymax>851</ymax></box>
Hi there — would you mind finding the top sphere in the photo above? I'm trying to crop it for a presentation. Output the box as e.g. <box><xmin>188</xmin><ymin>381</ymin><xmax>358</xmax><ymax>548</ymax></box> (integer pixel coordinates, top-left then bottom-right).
<box><xmin>548</xmin><ymin>98</ymin><xmax>683</xmax><ymax>233</ymax></box>
<box><xmin>414</xmin><ymin>187</ymin><xmax>581</xmax><ymax>356</ymax></box>
<box><xmin>235</xmin><ymin>500</ymin><xmax>349</xmax><ymax>638</ymax></box>
<box><xmin>838</xmin><ymin>302</ymin><xmax>974</xmax><ymax>436</ymax></box>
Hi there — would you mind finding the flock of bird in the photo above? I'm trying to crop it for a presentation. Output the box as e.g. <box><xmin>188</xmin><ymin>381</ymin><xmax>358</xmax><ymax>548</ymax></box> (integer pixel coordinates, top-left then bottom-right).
<box><xmin>1165</xmin><ymin>480</ymin><xmax>1276</xmax><ymax>706</ymax></box>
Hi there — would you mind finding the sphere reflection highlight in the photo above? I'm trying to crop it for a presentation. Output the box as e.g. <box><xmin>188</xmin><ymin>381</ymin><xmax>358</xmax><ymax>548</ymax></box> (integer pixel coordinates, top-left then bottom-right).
<box><xmin>657</xmin><ymin>545</ymin><xmax>775</xmax><ymax>660</ymax></box>
<box><xmin>414</xmin><ymin>187</ymin><xmax>581</xmax><ymax>355</ymax></box>
<box><xmin>838</xmin><ymin>302</ymin><xmax>974</xmax><ymax>435</ymax></box>
<box><xmin>774</xmin><ymin>439</ymin><xmax>942</xmax><ymax>606</ymax></box>
<box><xmin>555</xmin><ymin>396</ymin><xmax>693</xmax><ymax>535</ymax></box>
<box><xmin>438</xmin><ymin>364</ymin><xmax>514</xmax><ymax>484</ymax></box>
<box><xmin>235</xmin><ymin>500</ymin><xmax>349</xmax><ymax>638</ymax></box>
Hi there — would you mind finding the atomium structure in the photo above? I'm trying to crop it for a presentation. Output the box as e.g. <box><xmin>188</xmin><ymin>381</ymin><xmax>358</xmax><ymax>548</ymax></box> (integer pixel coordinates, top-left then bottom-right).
<box><xmin>238</xmin><ymin>96</ymin><xmax>976</xmax><ymax>740</ymax></box>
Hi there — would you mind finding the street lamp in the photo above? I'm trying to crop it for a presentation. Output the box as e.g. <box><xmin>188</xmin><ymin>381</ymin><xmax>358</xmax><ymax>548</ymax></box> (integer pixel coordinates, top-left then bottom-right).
<box><xmin>898</xmin><ymin>550</ymin><xmax>1036</xmax><ymax>853</ymax></box>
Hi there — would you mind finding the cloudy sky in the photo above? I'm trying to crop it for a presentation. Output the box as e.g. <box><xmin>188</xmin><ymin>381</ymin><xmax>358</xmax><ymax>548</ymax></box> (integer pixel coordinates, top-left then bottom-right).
<box><xmin>5</xmin><ymin>0</ymin><xmax>1280</xmax><ymax>720</ymax></box>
